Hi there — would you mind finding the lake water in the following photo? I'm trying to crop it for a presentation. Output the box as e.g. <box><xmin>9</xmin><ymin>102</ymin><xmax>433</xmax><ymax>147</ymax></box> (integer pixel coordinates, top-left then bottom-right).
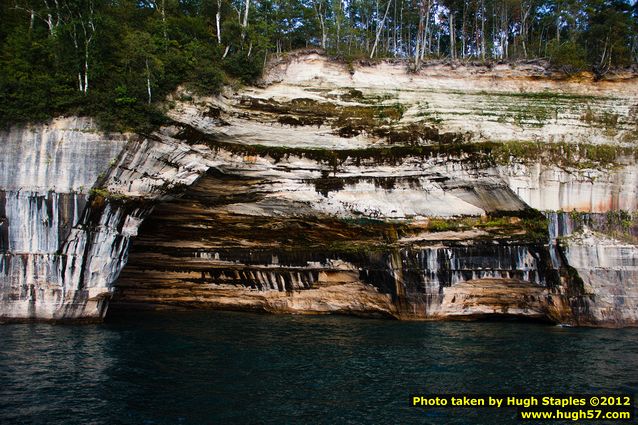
<box><xmin>1</xmin><ymin>310</ymin><xmax>637</xmax><ymax>424</ymax></box>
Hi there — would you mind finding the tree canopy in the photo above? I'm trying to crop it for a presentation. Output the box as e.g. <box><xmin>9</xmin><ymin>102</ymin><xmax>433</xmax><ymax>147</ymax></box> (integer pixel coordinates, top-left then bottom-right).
<box><xmin>1</xmin><ymin>0</ymin><xmax>636</xmax><ymax>130</ymax></box>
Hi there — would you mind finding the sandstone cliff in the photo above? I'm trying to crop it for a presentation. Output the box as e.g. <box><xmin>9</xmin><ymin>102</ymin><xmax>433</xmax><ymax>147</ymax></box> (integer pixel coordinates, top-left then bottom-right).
<box><xmin>1</xmin><ymin>54</ymin><xmax>637</xmax><ymax>325</ymax></box>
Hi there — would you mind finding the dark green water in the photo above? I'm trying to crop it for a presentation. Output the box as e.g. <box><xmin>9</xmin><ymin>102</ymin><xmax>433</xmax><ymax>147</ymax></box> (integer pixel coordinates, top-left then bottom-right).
<box><xmin>1</xmin><ymin>310</ymin><xmax>637</xmax><ymax>424</ymax></box>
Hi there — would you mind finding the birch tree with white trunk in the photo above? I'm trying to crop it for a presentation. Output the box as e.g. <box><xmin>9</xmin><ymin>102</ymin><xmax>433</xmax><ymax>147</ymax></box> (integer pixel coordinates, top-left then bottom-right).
<box><xmin>311</xmin><ymin>0</ymin><xmax>328</xmax><ymax>49</ymax></box>
<box><xmin>370</xmin><ymin>0</ymin><xmax>392</xmax><ymax>58</ymax></box>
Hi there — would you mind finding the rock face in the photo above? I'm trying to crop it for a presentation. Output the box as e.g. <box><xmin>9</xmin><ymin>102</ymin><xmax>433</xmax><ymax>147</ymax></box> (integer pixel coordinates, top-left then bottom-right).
<box><xmin>0</xmin><ymin>120</ymin><xmax>214</xmax><ymax>320</ymax></box>
<box><xmin>0</xmin><ymin>118</ymin><xmax>128</xmax><ymax>319</ymax></box>
<box><xmin>548</xmin><ymin>212</ymin><xmax>638</xmax><ymax>327</ymax></box>
<box><xmin>1</xmin><ymin>54</ymin><xmax>637</xmax><ymax>325</ymax></box>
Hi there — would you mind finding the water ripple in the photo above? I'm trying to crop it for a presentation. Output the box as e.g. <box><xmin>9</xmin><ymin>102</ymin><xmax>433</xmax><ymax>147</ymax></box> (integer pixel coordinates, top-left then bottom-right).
<box><xmin>0</xmin><ymin>311</ymin><xmax>637</xmax><ymax>424</ymax></box>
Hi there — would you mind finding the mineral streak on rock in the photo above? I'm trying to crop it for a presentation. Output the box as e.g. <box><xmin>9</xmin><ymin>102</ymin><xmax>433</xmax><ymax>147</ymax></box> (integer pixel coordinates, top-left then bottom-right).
<box><xmin>1</xmin><ymin>54</ymin><xmax>637</xmax><ymax>325</ymax></box>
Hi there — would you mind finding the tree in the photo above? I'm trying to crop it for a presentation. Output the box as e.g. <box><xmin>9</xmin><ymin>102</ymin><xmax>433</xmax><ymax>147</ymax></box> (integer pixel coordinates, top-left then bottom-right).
<box><xmin>582</xmin><ymin>0</ymin><xmax>635</xmax><ymax>75</ymax></box>
<box><xmin>122</xmin><ymin>30</ymin><xmax>162</xmax><ymax>104</ymax></box>
<box><xmin>370</xmin><ymin>0</ymin><xmax>392</xmax><ymax>57</ymax></box>
<box><xmin>310</xmin><ymin>0</ymin><xmax>329</xmax><ymax>49</ymax></box>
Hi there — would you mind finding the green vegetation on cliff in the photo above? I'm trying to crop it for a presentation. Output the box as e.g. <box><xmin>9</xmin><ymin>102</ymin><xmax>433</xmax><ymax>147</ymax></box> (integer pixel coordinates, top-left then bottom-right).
<box><xmin>491</xmin><ymin>141</ymin><xmax>638</xmax><ymax>169</ymax></box>
<box><xmin>0</xmin><ymin>1</ymin><xmax>263</xmax><ymax>131</ymax></box>
<box><xmin>562</xmin><ymin>210</ymin><xmax>638</xmax><ymax>244</ymax></box>
<box><xmin>424</xmin><ymin>210</ymin><xmax>549</xmax><ymax>242</ymax></box>
<box><xmin>178</xmin><ymin>124</ymin><xmax>637</xmax><ymax>170</ymax></box>
<box><xmin>1</xmin><ymin>1</ymin><xmax>637</xmax><ymax>131</ymax></box>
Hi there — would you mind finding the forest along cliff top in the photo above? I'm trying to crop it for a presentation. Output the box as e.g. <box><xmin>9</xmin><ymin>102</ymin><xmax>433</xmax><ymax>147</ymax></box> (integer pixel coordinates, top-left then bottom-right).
<box><xmin>166</xmin><ymin>52</ymin><xmax>638</xmax><ymax>151</ymax></box>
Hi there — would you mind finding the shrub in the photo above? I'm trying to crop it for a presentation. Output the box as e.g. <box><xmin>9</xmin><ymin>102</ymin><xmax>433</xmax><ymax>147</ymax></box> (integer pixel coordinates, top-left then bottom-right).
<box><xmin>222</xmin><ymin>52</ymin><xmax>263</xmax><ymax>85</ymax></box>
<box><xmin>547</xmin><ymin>40</ymin><xmax>587</xmax><ymax>74</ymax></box>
